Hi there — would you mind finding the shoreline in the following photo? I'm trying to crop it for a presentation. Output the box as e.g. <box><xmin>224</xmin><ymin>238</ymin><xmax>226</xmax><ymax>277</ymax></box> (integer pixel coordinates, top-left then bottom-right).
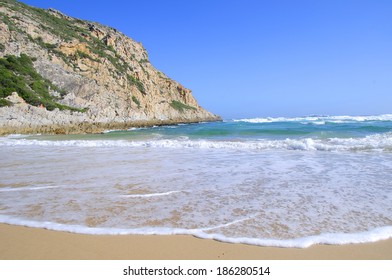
<box><xmin>1</xmin><ymin>223</ymin><xmax>391</xmax><ymax>260</ymax></box>
<box><xmin>0</xmin><ymin>117</ymin><xmax>222</xmax><ymax>136</ymax></box>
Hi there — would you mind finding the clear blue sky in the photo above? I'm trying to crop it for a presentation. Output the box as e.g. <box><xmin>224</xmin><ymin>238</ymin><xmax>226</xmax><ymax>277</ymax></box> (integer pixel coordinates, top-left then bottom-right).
<box><xmin>20</xmin><ymin>0</ymin><xmax>392</xmax><ymax>118</ymax></box>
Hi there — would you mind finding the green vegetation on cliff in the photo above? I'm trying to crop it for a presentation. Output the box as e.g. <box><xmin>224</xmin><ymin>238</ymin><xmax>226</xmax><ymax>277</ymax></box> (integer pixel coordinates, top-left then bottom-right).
<box><xmin>127</xmin><ymin>74</ymin><xmax>146</xmax><ymax>95</ymax></box>
<box><xmin>0</xmin><ymin>0</ymin><xmax>220</xmax><ymax>132</ymax></box>
<box><xmin>0</xmin><ymin>98</ymin><xmax>12</xmax><ymax>107</ymax></box>
<box><xmin>1</xmin><ymin>0</ymin><xmax>147</xmax><ymax>95</ymax></box>
<box><xmin>0</xmin><ymin>53</ymin><xmax>84</xmax><ymax>111</ymax></box>
<box><xmin>170</xmin><ymin>100</ymin><xmax>197</xmax><ymax>112</ymax></box>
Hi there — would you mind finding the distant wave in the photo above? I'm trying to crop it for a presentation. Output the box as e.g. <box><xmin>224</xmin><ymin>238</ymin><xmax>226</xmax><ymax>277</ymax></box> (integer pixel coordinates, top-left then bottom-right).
<box><xmin>2</xmin><ymin>132</ymin><xmax>392</xmax><ymax>152</ymax></box>
<box><xmin>1</xmin><ymin>214</ymin><xmax>391</xmax><ymax>248</ymax></box>
<box><xmin>233</xmin><ymin>114</ymin><xmax>392</xmax><ymax>124</ymax></box>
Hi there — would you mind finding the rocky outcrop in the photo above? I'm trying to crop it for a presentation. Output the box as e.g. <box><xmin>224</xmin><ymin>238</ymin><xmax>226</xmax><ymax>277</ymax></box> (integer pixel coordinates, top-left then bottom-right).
<box><xmin>0</xmin><ymin>0</ymin><xmax>220</xmax><ymax>135</ymax></box>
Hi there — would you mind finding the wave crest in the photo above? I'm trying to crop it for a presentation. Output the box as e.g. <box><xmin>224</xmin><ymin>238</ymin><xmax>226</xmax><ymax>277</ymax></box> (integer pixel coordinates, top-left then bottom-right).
<box><xmin>1</xmin><ymin>132</ymin><xmax>392</xmax><ymax>152</ymax></box>
<box><xmin>234</xmin><ymin>114</ymin><xmax>392</xmax><ymax>124</ymax></box>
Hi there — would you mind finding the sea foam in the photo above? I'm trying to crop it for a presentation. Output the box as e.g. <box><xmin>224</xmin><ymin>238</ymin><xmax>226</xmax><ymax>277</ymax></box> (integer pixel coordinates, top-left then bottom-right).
<box><xmin>119</xmin><ymin>191</ymin><xmax>180</xmax><ymax>198</ymax></box>
<box><xmin>1</xmin><ymin>132</ymin><xmax>392</xmax><ymax>151</ymax></box>
<box><xmin>0</xmin><ymin>186</ymin><xmax>59</xmax><ymax>192</ymax></box>
<box><xmin>233</xmin><ymin>114</ymin><xmax>392</xmax><ymax>124</ymax></box>
<box><xmin>1</xmin><ymin>214</ymin><xmax>391</xmax><ymax>248</ymax></box>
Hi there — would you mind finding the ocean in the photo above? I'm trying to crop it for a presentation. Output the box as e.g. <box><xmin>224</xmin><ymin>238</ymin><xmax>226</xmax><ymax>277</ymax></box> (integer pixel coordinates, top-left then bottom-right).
<box><xmin>1</xmin><ymin>114</ymin><xmax>392</xmax><ymax>248</ymax></box>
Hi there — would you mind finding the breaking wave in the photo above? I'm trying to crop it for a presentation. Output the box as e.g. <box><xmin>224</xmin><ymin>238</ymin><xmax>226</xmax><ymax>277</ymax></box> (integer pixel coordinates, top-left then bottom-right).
<box><xmin>234</xmin><ymin>114</ymin><xmax>392</xmax><ymax>124</ymax></box>
<box><xmin>1</xmin><ymin>132</ymin><xmax>392</xmax><ymax>152</ymax></box>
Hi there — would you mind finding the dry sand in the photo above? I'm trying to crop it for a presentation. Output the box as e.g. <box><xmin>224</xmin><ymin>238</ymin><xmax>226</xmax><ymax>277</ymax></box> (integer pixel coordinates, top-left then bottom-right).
<box><xmin>0</xmin><ymin>223</ymin><xmax>391</xmax><ymax>260</ymax></box>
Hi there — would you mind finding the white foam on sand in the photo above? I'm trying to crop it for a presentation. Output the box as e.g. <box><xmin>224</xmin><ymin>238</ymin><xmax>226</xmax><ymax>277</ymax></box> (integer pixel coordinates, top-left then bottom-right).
<box><xmin>1</xmin><ymin>214</ymin><xmax>391</xmax><ymax>248</ymax></box>
<box><xmin>0</xmin><ymin>186</ymin><xmax>59</xmax><ymax>192</ymax></box>
<box><xmin>119</xmin><ymin>191</ymin><xmax>180</xmax><ymax>198</ymax></box>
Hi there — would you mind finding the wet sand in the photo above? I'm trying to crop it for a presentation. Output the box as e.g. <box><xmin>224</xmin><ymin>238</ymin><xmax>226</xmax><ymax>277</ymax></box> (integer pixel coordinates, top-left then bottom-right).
<box><xmin>1</xmin><ymin>223</ymin><xmax>391</xmax><ymax>259</ymax></box>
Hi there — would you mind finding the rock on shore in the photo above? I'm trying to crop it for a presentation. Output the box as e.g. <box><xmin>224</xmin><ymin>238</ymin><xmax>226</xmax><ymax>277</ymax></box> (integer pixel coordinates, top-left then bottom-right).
<box><xmin>0</xmin><ymin>0</ymin><xmax>220</xmax><ymax>135</ymax></box>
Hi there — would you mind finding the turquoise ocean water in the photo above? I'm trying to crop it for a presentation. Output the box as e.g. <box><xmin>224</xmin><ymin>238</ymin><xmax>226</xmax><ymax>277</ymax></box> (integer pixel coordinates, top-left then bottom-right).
<box><xmin>1</xmin><ymin>114</ymin><xmax>392</xmax><ymax>247</ymax></box>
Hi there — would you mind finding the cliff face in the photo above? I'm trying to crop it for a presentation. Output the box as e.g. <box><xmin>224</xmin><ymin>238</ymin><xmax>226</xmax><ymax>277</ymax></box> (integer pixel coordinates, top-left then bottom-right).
<box><xmin>0</xmin><ymin>0</ymin><xmax>220</xmax><ymax>134</ymax></box>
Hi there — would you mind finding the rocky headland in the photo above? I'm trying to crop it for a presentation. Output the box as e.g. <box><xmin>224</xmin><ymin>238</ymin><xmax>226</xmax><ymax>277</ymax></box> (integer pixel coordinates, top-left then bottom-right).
<box><xmin>0</xmin><ymin>0</ymin><xmax>220</xmax><ymax>135</ymax></box>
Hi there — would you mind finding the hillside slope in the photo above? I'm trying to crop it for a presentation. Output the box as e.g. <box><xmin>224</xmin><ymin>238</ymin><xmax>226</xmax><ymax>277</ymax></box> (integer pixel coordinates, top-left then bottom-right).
<box><xmin>0</xmin><ymin>0</ymin><xmax>220</xmax><ymax>134</ymax></box>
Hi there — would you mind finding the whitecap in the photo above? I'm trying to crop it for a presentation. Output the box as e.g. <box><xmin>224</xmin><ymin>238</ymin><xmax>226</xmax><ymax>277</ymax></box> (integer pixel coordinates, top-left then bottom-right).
<box><xmin>234</xmin><ymin>114</ymin><xmax>392</xmax><ymax>124</ymax></box>
<box><xmin>1</xmin><ymin>132</ymin><xmax>392</xmax><ymax>152</ymax></box>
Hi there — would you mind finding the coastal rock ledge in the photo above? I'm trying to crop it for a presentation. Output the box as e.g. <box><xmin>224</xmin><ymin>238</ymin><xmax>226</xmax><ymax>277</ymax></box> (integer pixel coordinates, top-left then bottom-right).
<box><xmin>0</xmin><ymin>0</ymin><xmax>220</xmax><ymax>135</ymax></box>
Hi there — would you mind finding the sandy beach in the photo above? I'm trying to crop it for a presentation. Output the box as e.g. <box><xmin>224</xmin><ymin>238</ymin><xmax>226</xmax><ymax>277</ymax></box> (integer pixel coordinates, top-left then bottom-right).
<box><xmin>0</xmin><ymin>223</ymin><xmax>391</xmax><ymax>260</ymax></box>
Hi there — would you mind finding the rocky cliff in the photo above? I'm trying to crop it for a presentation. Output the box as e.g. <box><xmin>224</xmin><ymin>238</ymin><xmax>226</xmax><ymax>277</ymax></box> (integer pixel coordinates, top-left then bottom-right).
<box><xmin>0</xmin><ymin>0</ymin><xmax>220</xmax><ymax>134</ymax></box>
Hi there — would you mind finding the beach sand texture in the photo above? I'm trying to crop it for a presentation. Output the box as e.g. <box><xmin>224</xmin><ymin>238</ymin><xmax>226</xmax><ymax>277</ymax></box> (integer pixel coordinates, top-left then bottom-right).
<box><xmin>1</xmin><ymin>224</ymin><xmax>391</xmax><ymax>260</ymax></box>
